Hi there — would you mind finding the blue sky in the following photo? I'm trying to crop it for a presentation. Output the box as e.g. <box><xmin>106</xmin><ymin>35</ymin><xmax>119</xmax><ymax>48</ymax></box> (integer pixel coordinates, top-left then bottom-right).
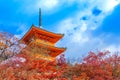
<box><xmin>0</xmin><ymin>0</ymin><xmax>120</xmax><ymax>58</ymax></box>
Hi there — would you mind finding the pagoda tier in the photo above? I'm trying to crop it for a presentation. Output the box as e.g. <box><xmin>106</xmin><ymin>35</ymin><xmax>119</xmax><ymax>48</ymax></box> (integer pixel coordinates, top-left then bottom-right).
<box><xmin>28</xmin><ymin>41</ymin><xmax>66</xmax><ymax>57</ymax></box>
<box><xmin>21</xmin><ymin>25</ymin><xmax>64</xmax><ymax>44</ymax></box>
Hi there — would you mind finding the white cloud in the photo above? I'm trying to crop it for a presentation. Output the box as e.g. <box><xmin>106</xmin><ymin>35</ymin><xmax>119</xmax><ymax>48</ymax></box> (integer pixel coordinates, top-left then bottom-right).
<box><xmin>15</xmin><ymin>0</ymin><xmax>60</xmax><ymax>15</ymax></box>
<box><xmin>98</xmin><ymin>0</ymin><xmax>120</xmax><ymax>12</ymax></box>
<box><xmin>101</xmin><ymin>44</ymin><xmax>120</xmax><ymax>56</ymax></box>
<box><xmin>55</xmin><ymin>0</ymin><xmax>120</xmax><ymax>58</ymax></box>
<box><xmin>102</xmin><ymin>45</ymin><xmax>120</xmax><ymax>53</ymax></box>
<box><xmin>36</xmin><ymin>0</ymin><xmax>59</xmax><ymax>11</ymax></box>
<box><xmin>80</xmin><ymin>23</ymin><xmax>87</xmax><ymax>32</ymax></box>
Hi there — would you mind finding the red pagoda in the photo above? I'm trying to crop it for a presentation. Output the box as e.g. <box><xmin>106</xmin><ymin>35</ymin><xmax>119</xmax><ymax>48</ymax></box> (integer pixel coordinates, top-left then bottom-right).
<box><xmin>21</xmin><ymin>9</ymin><xmax>66</xmax><ymax>60</ymax></box>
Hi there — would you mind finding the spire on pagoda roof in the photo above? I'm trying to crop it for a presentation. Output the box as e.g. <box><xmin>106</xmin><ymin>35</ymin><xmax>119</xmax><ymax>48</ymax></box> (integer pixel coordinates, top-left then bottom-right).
<box><xmin>39</xmin><ymin>8</ymin><xmax>42</xmax><ymax>28</ymax></box>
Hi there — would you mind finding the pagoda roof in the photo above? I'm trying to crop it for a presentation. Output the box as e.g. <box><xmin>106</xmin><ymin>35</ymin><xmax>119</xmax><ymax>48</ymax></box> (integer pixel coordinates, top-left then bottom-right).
<box><xmin>29</xmin><ymin>41</ymin><xmax>66</xmax><ymax>57</ymax></box>
<box><xmin>21</xmin><ymin>24</ymin><xmax>64</xmax><ymax>44</ymax></box>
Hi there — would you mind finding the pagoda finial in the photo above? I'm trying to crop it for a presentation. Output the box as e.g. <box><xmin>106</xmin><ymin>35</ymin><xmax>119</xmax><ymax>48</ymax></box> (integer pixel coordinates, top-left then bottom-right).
<box><xmin>39</xmin><ymin>8</ymin><xmax>42</xmax><ymax>28</ymax></box>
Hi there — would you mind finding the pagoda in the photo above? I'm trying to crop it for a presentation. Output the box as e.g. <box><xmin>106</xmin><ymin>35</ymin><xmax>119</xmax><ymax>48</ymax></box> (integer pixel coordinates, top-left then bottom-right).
<box><xmin>21</xmin><ymin>9</ymin><xmax>66</xmax><ymax>61</ymax></box>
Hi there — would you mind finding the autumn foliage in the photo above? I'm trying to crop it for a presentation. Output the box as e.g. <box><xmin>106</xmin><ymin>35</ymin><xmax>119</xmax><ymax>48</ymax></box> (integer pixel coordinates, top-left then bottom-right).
<box><xmin>1</xmin><ymin>50</ymin><xmax>120</xmax><ymax>80</ymax></box>
<box><xmin>1</xmin><ymin>32</ymin><xmax>120</xmax><ymax>80</ymax></box>
<box><xmin>0</xmin><ymin>32</ymin><xmax>24</xmax><ymax>60</ymax></box>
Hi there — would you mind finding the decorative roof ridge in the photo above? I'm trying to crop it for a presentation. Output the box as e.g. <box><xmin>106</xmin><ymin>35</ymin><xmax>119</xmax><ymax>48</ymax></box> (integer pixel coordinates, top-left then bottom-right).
<box><xmin>21</xmin><ymin>24</ymin><xmax>65</xmax><ymax>43</ymax></box>
<box><xmin>32</xmin><ymin>24</ymin><xmax>64</xmax><ymax>37</ymax></box>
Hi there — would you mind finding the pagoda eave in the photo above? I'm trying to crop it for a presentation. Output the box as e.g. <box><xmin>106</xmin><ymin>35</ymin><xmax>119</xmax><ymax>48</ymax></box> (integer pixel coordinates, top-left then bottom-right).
<box><xmin>21</xmin><ymin>25</ymin><xmax>64</xmax><ymax>44</ymax></box>
<box><xmin>28</xmin><ymin>41</ymin><xmax>66</xmax><ymax>57</ymax></box>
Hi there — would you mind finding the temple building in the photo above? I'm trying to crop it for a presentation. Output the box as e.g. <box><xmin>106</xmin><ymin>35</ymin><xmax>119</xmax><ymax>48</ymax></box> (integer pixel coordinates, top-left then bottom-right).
<box><xmin>20</xmin><ymin>9</ymin><xmax>66</xmax><ymax>61</ymax></box>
